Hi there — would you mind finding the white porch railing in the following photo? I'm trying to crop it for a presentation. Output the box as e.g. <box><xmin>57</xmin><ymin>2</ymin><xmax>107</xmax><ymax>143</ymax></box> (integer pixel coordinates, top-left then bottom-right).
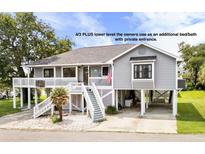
<box><xmin>91</xmin><ymin>82</ymin><xmax>105</xmax><ymax>118</ymax></box>
<box><xmin>13</xmin><ymin>78</ymin><xmax>77</xmax><ymax>88</ymax></box>
<box><xmin>68</xmin><ymin>82</ymin><xmax>83</xmax><ymax>93</ymax></box>
<box><xmin>33</xmin><ymin>97</ymin><xmax>52</xmax><ymax>118</ymax></box>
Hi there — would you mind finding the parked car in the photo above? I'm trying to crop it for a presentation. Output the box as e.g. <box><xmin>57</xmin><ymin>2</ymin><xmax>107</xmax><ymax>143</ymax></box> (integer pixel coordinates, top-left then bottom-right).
<box><xmin>8</xmin><ymin>91</ymin><xmax>19</xmax><ymax>98</ymax></box>
<box><xmin>0</xmin><ymin>92</ymin><xmax>7</xmax><ymax>99</ymax></box>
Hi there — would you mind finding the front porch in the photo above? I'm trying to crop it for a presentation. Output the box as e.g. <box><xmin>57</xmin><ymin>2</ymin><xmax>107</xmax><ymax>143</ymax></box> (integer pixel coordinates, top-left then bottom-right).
<box><xmin>12</xmin><ymin>63</ymin><xmax>113</xmax><ymax>110</ymax></box>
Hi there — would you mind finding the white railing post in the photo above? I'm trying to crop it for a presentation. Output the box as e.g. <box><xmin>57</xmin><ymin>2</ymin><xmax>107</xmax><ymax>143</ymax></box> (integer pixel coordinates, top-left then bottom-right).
<box><xmin>12</xmin><ymin>79</ymin><xmax>16</xmax><ymax>109</ymax></box>
<box><xmin>20</xmin><ymin>88</ymin><xmax>23</xmax><ymax>108</ymax></box>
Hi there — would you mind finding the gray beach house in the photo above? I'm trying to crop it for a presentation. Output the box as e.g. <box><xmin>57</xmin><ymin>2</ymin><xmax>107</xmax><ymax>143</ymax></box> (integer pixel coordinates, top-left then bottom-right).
<box><xmin>12</xmin><ymin>43</ymin><xmax>183</xmax><ymax>122</ymax></box>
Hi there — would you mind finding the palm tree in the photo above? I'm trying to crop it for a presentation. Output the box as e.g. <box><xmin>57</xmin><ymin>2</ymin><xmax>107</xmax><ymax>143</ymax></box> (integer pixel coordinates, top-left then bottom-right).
<box><xmin>50</xmin><ymin>87</ymin><xmax>69</xmax><ymax>121</ymax></box>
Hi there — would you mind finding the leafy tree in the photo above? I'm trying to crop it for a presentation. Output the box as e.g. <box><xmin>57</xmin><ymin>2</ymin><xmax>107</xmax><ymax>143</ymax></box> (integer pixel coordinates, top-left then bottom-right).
<box><xmin>179</xmin><ymin>42</ymin><xmax>205</xmax><ymax>87</ymax></box>
<box><xmin>0</xmin><ymin>13</ymin><xmax>73</xmax><ymax>101</ymax></box>
<box><xmin>198</xmin><ymin>63</ymin><xmax>205</xmax><ymax>86</ymax></box>
<box><xmin>50</xmin><ymin>88</ymin><xmax>69</xmax><ymax>121</ymax></box>
<box><xmin>0</xmin><ymin>13</ymin><xmax>72</xmax><ymax>84</ymax></box>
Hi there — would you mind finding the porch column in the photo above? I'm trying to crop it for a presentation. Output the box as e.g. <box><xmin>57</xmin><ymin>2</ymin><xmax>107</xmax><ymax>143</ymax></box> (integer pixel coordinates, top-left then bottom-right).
<box><xmin>146</xmin><ymin>90</ymin><xmax>149</xmax><ymax>109</ymax></box>
<box><xmin>120</xmin><ymin>90</ymin><xmax>123</xmax><ymax>107</ymax></box>
<box><xmin>112</xmin><ymin>89</ymin><xmax>115</xmax><ymax>106</ymax></box>
<box><xmin>69</xmin><ymin>94</ymin><xmax>72</xmax><ymax>114</ymax></box>
<box><xmin>115</xmin><ymin>90</ymin><xmax>118</xmax><ymax>111</ymax></box>
<box><xmin>20</xmin><ymin>88</ymin><xmax>23</xmax><ymax>108</ymax></box>
<box><xmin>81</xmin><ymin>94</ymin><xmax>84</xmax><ymax>114</ymax></box>
<box><xmin>28</xmin><ymin>88</ymin><xmax>31</xmax><ymax>109</ymax></box>
<box><xmin>54</xmin><ymin>67</ymin><xmax>56</xmax><ymax>86</ymax></box>
<box><xmin>141</xmin><ymin>89</ymin><xmax>145</xmax><ymax>116</ymax></box>
<box><xmin>35</xmin><ymin>88</ymin><xmax>38</xmax><ymax>106</ymax></box>
<box><xmin>172</xmin><ymin>90</ymin><xmax>177</xmax><ymax>116</ymax></box>
<box><xmin>13</xmin><ymin>87</ymin><xmax>16</xmax><ymax>109</ymax></box>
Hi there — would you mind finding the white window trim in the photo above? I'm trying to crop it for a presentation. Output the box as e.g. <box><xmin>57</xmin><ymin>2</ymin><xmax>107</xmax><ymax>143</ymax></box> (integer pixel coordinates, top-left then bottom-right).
<box><xmin>42</xmin><ymin>67</ymin><xmax>55</xmax><ymax>78</ymax></box>
<box><xmin>131</xmin><ymin>62</ymin><xmax>154</xmax><ymax>81</ymax></box>
<box><xmin>61</xmin><ymin>66</ymin><xmax>77</xmax><ymax>79</ymax></box>
<box><xmin>101</xmin><ymin>65</ymin><xmax>109</xmax><ymax>77</ymax></box>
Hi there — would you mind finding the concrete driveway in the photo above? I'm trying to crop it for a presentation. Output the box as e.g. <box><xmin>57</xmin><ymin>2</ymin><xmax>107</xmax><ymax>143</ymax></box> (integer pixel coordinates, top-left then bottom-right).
<box><xmin>89</xmin><ymin>108</ymin><xmax>176</xmax><ymax>134</ymax></box>
<box><xmin>0</xmin><ymin>107</ymin><xmax>176</xmax><ymax>134</ymax></box>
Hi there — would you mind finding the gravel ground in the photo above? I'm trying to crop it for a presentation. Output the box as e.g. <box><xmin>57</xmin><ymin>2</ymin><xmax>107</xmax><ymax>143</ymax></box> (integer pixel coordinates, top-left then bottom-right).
<box><xmin>0</xmin><ymin>114</ymin><xmax>98</xmax><ymax>131</ymax></box>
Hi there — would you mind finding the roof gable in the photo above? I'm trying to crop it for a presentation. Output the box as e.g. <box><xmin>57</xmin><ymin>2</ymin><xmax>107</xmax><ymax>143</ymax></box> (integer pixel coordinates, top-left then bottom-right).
<box><xmin>107</xmin><ymin>43</ymin><xmax>178</xmax><ymax>63</ymax></box>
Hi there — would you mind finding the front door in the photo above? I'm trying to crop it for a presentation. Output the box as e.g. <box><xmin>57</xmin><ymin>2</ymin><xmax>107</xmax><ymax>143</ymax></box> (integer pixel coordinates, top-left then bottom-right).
<box><xmin>83</xmin><ymin>67</ymin><xmax>89</xmax><ymax>85</ymax></box>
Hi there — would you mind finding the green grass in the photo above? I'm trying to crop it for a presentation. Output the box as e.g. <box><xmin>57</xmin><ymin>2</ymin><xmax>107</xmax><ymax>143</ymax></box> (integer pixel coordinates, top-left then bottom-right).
<box><xmin>0</xmin><ymin>95</ymin><xmax>47</xmax><ymax>117</ymax></box>
<box><xmin>177</xmin><ymin>90</ymin><xmax>205</xmax><ymax>134</ymax></box>
<box><xmin>0</xmin><ymin>98</ymin><xmax>21</xmax><ymax>117</ymax></box>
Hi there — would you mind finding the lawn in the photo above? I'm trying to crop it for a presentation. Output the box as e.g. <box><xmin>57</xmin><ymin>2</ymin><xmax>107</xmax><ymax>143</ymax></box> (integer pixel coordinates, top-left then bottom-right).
<box><xmin>177</xmin><ymin>90</ymin><xmax>205</xmax><ymax>133</ymax></box>
<box><xmin>0</xmin><ymin>95</ymin><xmax>46</xmax><ymax>117</ymax></box>
<box><xmin>0</xmin><ymin>98</ymin><xmax>21</xmax><ymax>117</ymax></box>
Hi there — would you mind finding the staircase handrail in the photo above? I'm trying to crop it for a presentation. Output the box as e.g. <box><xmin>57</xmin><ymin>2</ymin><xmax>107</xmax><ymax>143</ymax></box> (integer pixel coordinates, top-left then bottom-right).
<box><xmin>82</xmin><ymin>83</ymin><xmax>95</xmax><ymax>121</ymax></box>
<box><xmin>91</xmin><ymin>82</ymin><xmax>105</xmax><ymax>118</ymax></box>
<box><xmin>33</xmin><ymin>96</ymin><xmax>51</xmax><ymax>118</ymax></box>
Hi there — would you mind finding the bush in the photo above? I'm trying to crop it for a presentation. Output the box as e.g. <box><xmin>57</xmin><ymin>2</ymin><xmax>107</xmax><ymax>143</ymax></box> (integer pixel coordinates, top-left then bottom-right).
<box><xmin>50</xmin><ymin>115</ymin><xmax>61</xmax><ymax>123</ymax></box>
<box><xmin>178</xmin><ymin>92</ymin><xmax>182</xmax><ymax>98</ymax></box>
<box><xmin>195</xmin><ymin>82</ymin><xmax>205</xmax><ymax>90</ymax></box>
<box><xmin>105</xmin><ymin>106</ymin><xmax>118</xmax><ymax>114</ymax></box>
<box><xmin>186</xmin><ymin>82</ymin><xmax>194</xmax><ymax>90</ymax></box>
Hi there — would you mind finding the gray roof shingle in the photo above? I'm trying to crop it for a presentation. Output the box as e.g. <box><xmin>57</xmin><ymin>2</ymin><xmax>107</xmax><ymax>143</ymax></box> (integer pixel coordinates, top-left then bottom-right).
<box><xmin>28</xmin><ymin>44</ymin><xmax>136</xmax><ymax>66</ymax></box>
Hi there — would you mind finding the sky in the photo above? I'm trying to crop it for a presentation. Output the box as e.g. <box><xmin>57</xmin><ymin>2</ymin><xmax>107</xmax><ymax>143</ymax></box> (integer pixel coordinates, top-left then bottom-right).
<box><xmin>35</xmin><ymin>12</ymin><xmax>205</xmax><ymax>55</ymax></box>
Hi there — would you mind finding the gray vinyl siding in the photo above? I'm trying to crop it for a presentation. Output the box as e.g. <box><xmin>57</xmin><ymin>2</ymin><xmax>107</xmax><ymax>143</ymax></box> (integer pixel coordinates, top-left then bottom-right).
<box><xmin>56</xmin><ymin>67</ymin><xmax>61</xmax><ymax>77</ymax></box>
<box><xmin>132</xmin><ymin>80</ymin><xmax>154</xmax><ymax>89</ymax></box>
<box><xmin>78</xmin><ymin>66</ymin><xmax>84</xmax><ymax>82</ymax></box>
<box><xmin>34</xmin><ymin>67</ymin><xmax>43</xmax><ymax>77</ymax></box>
<box><xmin>34</xmin><ymin>67</ymin><xmax>62</xmax><ymax>78</ymax></box>
<box><xmin>113</xmin><ymin>45</ymin><xmax>176</xmax><ymax>90</ymax></box>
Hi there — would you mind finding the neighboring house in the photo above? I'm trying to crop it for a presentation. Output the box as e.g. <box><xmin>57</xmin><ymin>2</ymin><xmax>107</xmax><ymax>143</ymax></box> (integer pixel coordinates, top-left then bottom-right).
<box><xmin>12</xmin><ymin>43</ymin><xmax>182</xmax><ymax>122</ymax></box>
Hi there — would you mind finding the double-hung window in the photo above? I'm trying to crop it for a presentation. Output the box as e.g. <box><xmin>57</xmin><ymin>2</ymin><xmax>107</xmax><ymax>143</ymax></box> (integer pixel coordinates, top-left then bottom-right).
<box><xmin>63</xmin><ymin>67</ymin><xmax>76</xmax><ymax>77</ymax></box>
<box><xmin>44</xmin><ymin>68</ymin><xmax>54</xmax><ymax>78</ymax></box>
<box><xmin>102</xmin><ymin>66</ymin><xmax>109</xmax><ymax>76</ymax></box>
<box><xmin>133</xmin><ymin>64</ymin><xmax>152</xmax><ymax>79</ymax></box>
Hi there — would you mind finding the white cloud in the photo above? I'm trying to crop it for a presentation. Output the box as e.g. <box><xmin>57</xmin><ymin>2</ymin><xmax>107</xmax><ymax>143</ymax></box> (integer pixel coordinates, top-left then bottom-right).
<box><xmin>125</xmin><ymin>13</ymin><xmax>205</xmax><ymax>53</ymax></box>
<box><xmin>35</xmin><ymin>13</ymin><xmax>113</xmax><ymax>48</ymax></box>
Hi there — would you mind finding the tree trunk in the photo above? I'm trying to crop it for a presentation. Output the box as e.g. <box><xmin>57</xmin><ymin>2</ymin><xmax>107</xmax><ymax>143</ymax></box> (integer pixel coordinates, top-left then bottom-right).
<box><xmin>58</xmin><ymin>106</ymin><xmax>63</xmax><ymax>121</ymax></box>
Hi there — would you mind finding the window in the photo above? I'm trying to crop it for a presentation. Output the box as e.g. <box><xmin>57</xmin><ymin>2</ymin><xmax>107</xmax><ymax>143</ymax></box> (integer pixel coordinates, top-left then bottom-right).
<box><xmin>102</xmin><ymin>66</ymin><xmax>109</xmax><ymax>76</ymax></box>
<box><xmin>44</xmin><ymin>68</ymin><xmax>54</xmax><ymax>78</ymax></box>
<box><xmin>133</xmin><ymin>64</ymin><xmax>152</xmax><ymax>79</ymax></box>
<box><xmin>90</xmin><ymin>66</ymin><xmax>101</xmax><ymax>77</ymax></box>
<box><xmin>63</xmin><ymin>67</ymin><xmax>76</xmax><ymax>77</ymax></box>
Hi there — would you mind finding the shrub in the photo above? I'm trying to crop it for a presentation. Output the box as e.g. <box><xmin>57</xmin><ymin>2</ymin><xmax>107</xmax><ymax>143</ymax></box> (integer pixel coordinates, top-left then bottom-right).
<box><xmin>195</xmin><ymin>82</ymin><xmax>205</xmax><ymax>90</ymax></box>
<box><xmin>186</xmin><ymin>82</ymin><xmax>194</xmax><ymax>90</ymax></box>
<box><xmin>105</xmin><ymin>106</ymin><xmax>118</xmax><ymax>114</ymax></box>
<box><xmin>50</xmin><ymin>115</ymin><xmax>61</xmax><ymax>123</ymax></box>
<box><xmin>178</xmin><ymin>92</ymin><xmax>182</xmax><ymax>98</ymax></box>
